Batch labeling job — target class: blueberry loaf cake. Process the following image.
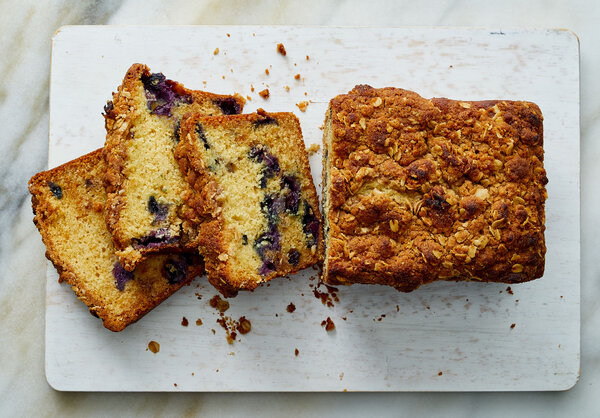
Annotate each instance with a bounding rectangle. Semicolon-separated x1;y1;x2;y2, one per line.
176;110;323;297
322;85;547;291
103;64;244;271
29;150;204;331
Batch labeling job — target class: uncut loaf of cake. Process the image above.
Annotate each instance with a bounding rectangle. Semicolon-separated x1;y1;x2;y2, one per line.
103;63;244;271
29;149;204;332
322;85;547;291
176;110;323;297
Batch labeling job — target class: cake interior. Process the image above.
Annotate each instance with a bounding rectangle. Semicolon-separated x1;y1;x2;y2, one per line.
30;150;200;331
114;72;236;255
190;115;320;286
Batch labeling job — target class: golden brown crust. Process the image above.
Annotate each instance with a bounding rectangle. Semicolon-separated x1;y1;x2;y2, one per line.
176;111;324;297
102;63;244;271
323;85;547;291
29;149;203;331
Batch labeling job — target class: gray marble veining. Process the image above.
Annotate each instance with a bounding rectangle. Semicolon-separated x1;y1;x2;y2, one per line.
1;0;598;416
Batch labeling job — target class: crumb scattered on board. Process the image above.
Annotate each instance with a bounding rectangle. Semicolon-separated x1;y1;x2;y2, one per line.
277;43;287;56
285;86;290;92
296;101;309;112
147;341;160;353
259;89;270;99
181;317;189;326
510;323;516;329
506;286;514;295
294;74;301;80
217;315;252;344
265;68;270;75
209;295;230;312
313;281;339;307
438;371;443;376
213;48;219;55
295;348;299;356
196;318;203;326
321;317;335;332
286;303;296;313
306;144;320;156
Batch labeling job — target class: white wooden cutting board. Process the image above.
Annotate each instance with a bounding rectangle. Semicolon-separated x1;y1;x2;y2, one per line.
46;26;580;391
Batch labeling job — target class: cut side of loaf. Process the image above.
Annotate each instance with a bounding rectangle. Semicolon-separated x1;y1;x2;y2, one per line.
176;110;323;297
323;85;547;291
103;63;244;271
29;149;204;332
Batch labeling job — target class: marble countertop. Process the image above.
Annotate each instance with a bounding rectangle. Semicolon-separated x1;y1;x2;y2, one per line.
1;0;597;416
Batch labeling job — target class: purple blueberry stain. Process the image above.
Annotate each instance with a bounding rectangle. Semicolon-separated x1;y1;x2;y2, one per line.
195;122;210;150
258;258;277;276
261;194;285;223
47;181;62;199
141;72;192;117
249;146;280;188
163;257;189;284
148;196;169;225
302;201;320;248
113;261;134;291
288;249;301;266
172;120;181;143
133;228;179;249
281;175;300;214
253;223;281;259
213;97;242;115
253;115;279;128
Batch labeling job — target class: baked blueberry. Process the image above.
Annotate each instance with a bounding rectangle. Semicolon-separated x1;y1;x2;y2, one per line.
163;257;189;284
47;181;62;199
113;261;134;291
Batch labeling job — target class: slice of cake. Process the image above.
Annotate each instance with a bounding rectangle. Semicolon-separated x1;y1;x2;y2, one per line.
322;85;547;291
176;110;323;297
103;63;244;271
29;149;204;332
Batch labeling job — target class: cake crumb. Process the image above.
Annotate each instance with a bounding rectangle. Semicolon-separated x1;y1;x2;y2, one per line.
265;68;270;75
286;303;296;313
506;286;514;295
213;48;219;55
196;318;203;326
181;317;189;326
295;348;299;356
250;84;255;92
246;96;252;101
339;372;344;380
321;317;335;332
306;144;320;156
209;294;230;312
195;292;202;300
294;73;301;80
222;75;225;79
306;55;310;60
438;371;443;376
313;281;339;307
285;86;290;92
259;89;270;99
147;341;160;353
211;329;216;334
226;33;230;37
277;43;287;56
174;383;178;387
510;323;516;329
296;101;309;112
237;316;252;334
